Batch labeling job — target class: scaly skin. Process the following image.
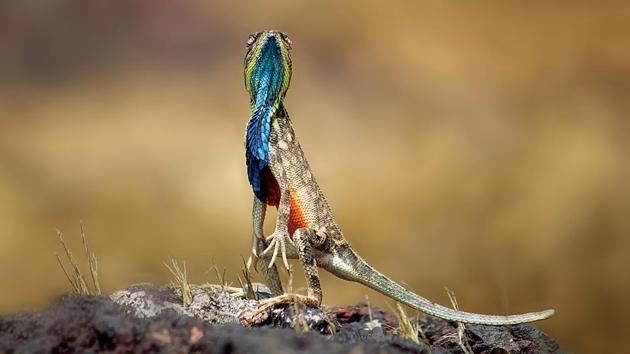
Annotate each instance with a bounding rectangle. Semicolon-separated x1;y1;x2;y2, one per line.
241;30;555;325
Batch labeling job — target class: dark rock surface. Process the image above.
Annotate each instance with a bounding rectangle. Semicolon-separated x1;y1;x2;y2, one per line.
0;284;564;353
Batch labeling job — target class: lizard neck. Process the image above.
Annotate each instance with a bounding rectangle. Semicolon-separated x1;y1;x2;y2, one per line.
245;94;285;201
245;33;291;201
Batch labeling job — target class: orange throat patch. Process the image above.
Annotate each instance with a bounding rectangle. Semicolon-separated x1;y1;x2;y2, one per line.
288;192;309;236
261;169;309;236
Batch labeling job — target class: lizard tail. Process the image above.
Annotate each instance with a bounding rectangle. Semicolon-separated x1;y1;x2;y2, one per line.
325;246;554;325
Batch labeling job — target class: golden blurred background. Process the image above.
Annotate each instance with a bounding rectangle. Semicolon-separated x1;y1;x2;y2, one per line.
1;1;629;352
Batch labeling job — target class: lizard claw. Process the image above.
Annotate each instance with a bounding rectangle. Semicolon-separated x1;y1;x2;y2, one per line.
262;230;292;270
246;252;256;272
246;231;265;272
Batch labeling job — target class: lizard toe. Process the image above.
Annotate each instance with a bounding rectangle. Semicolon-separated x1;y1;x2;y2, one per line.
268;241;280;269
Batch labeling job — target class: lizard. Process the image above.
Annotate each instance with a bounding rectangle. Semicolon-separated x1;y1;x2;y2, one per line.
240;29;555;325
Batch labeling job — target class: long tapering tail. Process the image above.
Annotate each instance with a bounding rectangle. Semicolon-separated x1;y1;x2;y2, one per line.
322;246;554;325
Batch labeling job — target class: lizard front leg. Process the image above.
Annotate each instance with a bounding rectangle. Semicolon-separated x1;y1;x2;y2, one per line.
240;228;325;325
261;157;294;270
247;196;284;296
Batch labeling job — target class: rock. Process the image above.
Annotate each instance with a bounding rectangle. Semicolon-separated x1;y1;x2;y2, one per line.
0;283;565;353
110;283;260;324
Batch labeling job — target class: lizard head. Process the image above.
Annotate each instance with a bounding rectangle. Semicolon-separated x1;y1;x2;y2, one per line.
244;30;292;105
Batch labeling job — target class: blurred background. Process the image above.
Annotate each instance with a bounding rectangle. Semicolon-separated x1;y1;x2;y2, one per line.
1;1;629;352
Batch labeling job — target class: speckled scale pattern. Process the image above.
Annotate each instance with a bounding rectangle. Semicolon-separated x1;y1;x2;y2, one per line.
268;105;342;241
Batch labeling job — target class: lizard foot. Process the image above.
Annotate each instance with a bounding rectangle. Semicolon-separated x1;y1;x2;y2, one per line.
240;293;319;326
262;229;294;270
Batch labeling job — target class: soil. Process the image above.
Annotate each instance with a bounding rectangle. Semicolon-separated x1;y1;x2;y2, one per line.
0;284;564;353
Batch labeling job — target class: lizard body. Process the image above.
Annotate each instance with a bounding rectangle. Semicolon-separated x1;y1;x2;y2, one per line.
242;30;554;325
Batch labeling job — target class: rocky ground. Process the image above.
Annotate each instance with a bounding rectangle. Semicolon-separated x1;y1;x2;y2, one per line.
0;283;564;353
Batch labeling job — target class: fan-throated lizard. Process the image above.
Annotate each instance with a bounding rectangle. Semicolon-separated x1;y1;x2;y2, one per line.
241;29;554;325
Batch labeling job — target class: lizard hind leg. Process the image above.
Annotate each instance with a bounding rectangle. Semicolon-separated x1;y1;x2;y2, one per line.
240;228;325;326
293;227;326;303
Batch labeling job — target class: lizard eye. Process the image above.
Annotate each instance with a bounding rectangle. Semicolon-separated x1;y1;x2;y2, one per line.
246;32;261;47
280;32;292;49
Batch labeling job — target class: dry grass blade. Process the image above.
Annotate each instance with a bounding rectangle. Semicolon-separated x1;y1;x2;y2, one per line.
165;258;193;307
445;287;473;354
236;275;245;294
80;221;101;295
57;229;89;294
365;295;373;322
322;312;338;335
286;264;294;293
56;226;101;296
290;302;310;332
240;256;256;300
392;303;421;345
55;253;80;293
208;264;229;291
